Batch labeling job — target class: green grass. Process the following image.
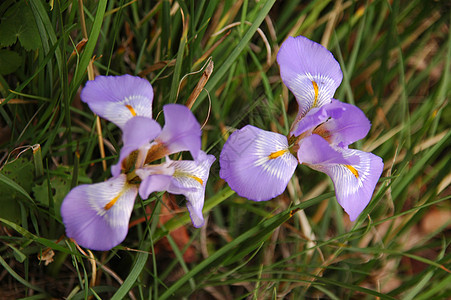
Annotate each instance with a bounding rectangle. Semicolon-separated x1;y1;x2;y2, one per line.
0;0;450;299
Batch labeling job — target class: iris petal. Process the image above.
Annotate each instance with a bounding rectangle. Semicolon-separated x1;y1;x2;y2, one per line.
138;152;215;228
137;164;175;198
60;175;138;251
291;100;346;137
277;36;343;118
297;134;358;165
81;75;153;129
156;104;202;160
168;152;216;227
313;100;371;148
111;117;161;176
291;100;371;149
299;135;383;221
219;125;297;201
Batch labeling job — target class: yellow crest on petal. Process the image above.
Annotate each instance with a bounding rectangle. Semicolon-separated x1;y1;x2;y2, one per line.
312;81;319;108
345;165;359;178
188;175;204;185
125;104;137;116
268;149;288;160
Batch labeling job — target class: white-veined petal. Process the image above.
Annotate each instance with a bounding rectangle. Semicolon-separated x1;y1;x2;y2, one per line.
168;152;216;227
219;125;298;201
61;175;138;251
277;36;343;118
300;138;383;221
81;75;153;129
137;152;215;227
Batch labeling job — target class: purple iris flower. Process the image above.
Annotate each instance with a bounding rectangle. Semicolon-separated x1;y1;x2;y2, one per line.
219;36;383;221
61;75;214;250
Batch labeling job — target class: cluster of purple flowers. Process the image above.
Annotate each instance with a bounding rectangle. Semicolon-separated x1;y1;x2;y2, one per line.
61;75;215;251
220;36;384;221
61;36;383;251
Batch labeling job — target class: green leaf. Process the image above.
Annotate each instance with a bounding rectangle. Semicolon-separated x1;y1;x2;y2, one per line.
70;0;108;90
0;218;75;255
32;176;70;215
0;2;41;50
0;192;21;224
6;243;27;263
0;157;35;223
0;11;17;47
0;49;22;75
110;245;150;300
0;157;34;192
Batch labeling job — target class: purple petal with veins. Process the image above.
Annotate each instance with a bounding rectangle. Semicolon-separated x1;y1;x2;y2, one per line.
168;152;215;227
290;100;346;137
219;125;297;201
277;36;343;118
298;134;383;221
313;100;371;148
137;164;176;198
81;75;154;129
138;151;215;227
156;104;201;159
291;99;371;149
297;134;358;166
60;175;137;251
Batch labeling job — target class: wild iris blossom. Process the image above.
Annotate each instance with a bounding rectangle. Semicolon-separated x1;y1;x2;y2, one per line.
220;36;383;221
61;75;215;251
